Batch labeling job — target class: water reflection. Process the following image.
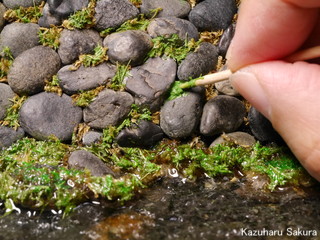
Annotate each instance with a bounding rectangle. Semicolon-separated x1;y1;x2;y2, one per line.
0;177;319;240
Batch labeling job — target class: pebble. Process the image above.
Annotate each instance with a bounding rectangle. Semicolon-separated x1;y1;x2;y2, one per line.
188;0;237;31
3;0;43;9
218;23;236;57
83;89;134;129
8;46;61;96
0;126;25;149
68;150;115;177
94;0;139;31
0;4;7;31
0;83;15;120
58;63;116;95
125;57;177;111
103;30;153;66
160;92;203;138
47;0;89;19
116;120;164;148
19;92;83;141
215;79;239;96
147;17;199;41
82;131;103;146
200;95;246;136
248;107;282;143
177;42;219;81
141;0;191;18
39;0;89;27
0;22;40;58
58;29;102;65
210;131;256;148
39;3;62;28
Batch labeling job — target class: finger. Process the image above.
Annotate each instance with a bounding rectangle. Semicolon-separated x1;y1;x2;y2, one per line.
227;0;319;71
230;61;320;180
284;0;320;8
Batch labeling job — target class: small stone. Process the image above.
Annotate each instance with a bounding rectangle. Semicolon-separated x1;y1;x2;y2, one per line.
83;89;134;129
58;29;102;65
147;17;199;41
210;132;256;148
47;0;89;18
68;150;115;177
160;92;203;138
3;0;43;9
125;57;176;111
0;83;15;120
38;3;62;28
188;0;237;31
218;23;235;57
177;42;219;81
103;30;153;66
0;22;40;58
94;0;139;31
248;107;282;143
0;126;25;149
19;92;83;141
0;4;7;31
200;95;246;136
215;79;239;96
8;46;61;96
141;0;191;18
58;63;116;95
116;120;164;148
82;131;103;146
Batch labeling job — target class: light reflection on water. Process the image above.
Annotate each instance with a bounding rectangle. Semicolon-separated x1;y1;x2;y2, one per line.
0;177;319;240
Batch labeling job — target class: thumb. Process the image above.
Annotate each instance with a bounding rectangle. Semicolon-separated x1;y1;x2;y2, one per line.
230;61;320;181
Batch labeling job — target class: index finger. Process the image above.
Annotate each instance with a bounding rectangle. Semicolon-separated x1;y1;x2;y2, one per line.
227;0;319;71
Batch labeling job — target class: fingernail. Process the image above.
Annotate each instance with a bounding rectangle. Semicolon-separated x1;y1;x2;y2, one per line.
230;70;271;119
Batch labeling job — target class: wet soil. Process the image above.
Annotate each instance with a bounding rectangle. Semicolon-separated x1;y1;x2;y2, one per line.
0;177;320;240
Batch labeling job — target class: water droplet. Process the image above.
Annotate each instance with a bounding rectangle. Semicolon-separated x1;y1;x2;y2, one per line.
168;168;179;178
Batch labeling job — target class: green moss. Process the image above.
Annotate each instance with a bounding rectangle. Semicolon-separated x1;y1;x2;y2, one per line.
3;2;44;23
129;0;142;8
99;9;161;37
0;134;314;215
108;63;131;91
0;95;27;130
38;26;63;50
0;47;14;82
62;0;96;29
72;45;108;69
44;75;63;96
147;34;201;63
71;85;105;107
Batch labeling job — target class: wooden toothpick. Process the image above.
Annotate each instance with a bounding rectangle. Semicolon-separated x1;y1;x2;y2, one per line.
180;45;320;89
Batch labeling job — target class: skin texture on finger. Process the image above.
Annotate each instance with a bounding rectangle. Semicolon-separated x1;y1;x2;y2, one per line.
284;0;320;8
231;61;320;181
227;0;319;71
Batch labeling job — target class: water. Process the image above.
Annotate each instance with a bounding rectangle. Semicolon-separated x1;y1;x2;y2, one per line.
0;177;320;240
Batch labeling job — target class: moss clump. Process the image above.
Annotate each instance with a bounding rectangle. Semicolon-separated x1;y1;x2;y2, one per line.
38;26;63;50
73;45;108;69
44;75;63;96
129;0;142;8
71;85;106;107
4;2;44;23
0;138;145;215
99;9;161;37
0;47;14;82
108;63;131;91
147;34;201;63
62;0;96;30
0;95;27;130
0;132;314;215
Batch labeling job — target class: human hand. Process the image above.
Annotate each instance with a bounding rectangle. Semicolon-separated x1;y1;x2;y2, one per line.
227;0;320;180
